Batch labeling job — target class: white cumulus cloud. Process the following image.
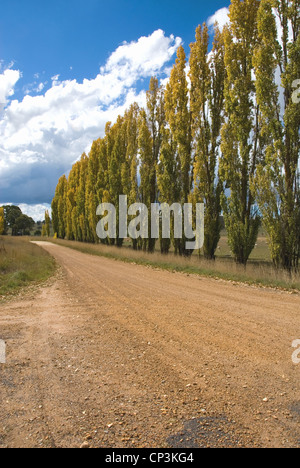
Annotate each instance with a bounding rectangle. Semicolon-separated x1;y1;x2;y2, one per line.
105;29;182;78
0;30;182;207
0;202;51;222
207;7;230;30
0;69;21;108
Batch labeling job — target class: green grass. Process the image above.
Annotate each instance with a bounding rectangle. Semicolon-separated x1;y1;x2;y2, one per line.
215;232;272;262
0;236;56;298
120;228;272;262
51;238;300;292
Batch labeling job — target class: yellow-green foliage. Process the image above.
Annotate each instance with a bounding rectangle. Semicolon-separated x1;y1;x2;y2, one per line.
51;0;299;270
252;0;300;271
0;237;56;297
45;210;50;237
0;207;4;235
219;0;261;266
189;23;225;260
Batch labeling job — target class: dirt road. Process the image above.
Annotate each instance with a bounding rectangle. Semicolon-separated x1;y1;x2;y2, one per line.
0;242;299;448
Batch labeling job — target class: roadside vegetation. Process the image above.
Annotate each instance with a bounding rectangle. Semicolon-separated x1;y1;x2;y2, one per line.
51;237;300;292
0;237;56;298
51;0;299;274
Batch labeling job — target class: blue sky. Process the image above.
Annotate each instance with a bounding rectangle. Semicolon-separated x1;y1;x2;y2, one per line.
0;0;229;220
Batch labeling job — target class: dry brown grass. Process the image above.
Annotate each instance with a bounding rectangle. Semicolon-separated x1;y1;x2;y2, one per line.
51;238;300;292
0;236;56;297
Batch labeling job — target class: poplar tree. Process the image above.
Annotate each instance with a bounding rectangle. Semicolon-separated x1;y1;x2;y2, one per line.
157;127;181;254
138;78;165;252
97;135;110;209
107;116;127;246
45;210;50;237
66;161;81;240
94;126;112;245
122;104;139;204
0;207;5;235
52;175;68;239
76;154;88;242
122;103;140;249
164;45;193;256
253;0;300;271
220;0;261;265
146;77;165;167
189;23;225;259
85;140;101;243
138;108;153;251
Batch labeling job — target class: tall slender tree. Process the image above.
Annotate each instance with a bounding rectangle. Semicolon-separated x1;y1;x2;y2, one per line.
253;0;300;271
157;127;181;254
107;116;127;246
45;210;50;237
220;0;261;265
85;140;101;243
189;23;225;259
76;154;89;242
138;77;165;252
139;108;154;251
0;207;5;235
164;45;193;256
66;160;81;240
96;134;110;215
146;77;165;167
52;175;68;239
122;103;140;249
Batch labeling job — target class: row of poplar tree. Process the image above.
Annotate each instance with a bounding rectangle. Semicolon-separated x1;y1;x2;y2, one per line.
52;0;300;271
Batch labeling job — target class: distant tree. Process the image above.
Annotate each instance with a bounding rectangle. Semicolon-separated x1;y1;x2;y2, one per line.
45;210;50;237
52;175;68;239
0;207;5;235
3;205;22;235
41;225;47;237
14;214;35;236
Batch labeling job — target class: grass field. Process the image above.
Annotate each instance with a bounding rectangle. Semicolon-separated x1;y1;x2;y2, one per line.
1;234;298;297
51;237;300;292
0;236;56;298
